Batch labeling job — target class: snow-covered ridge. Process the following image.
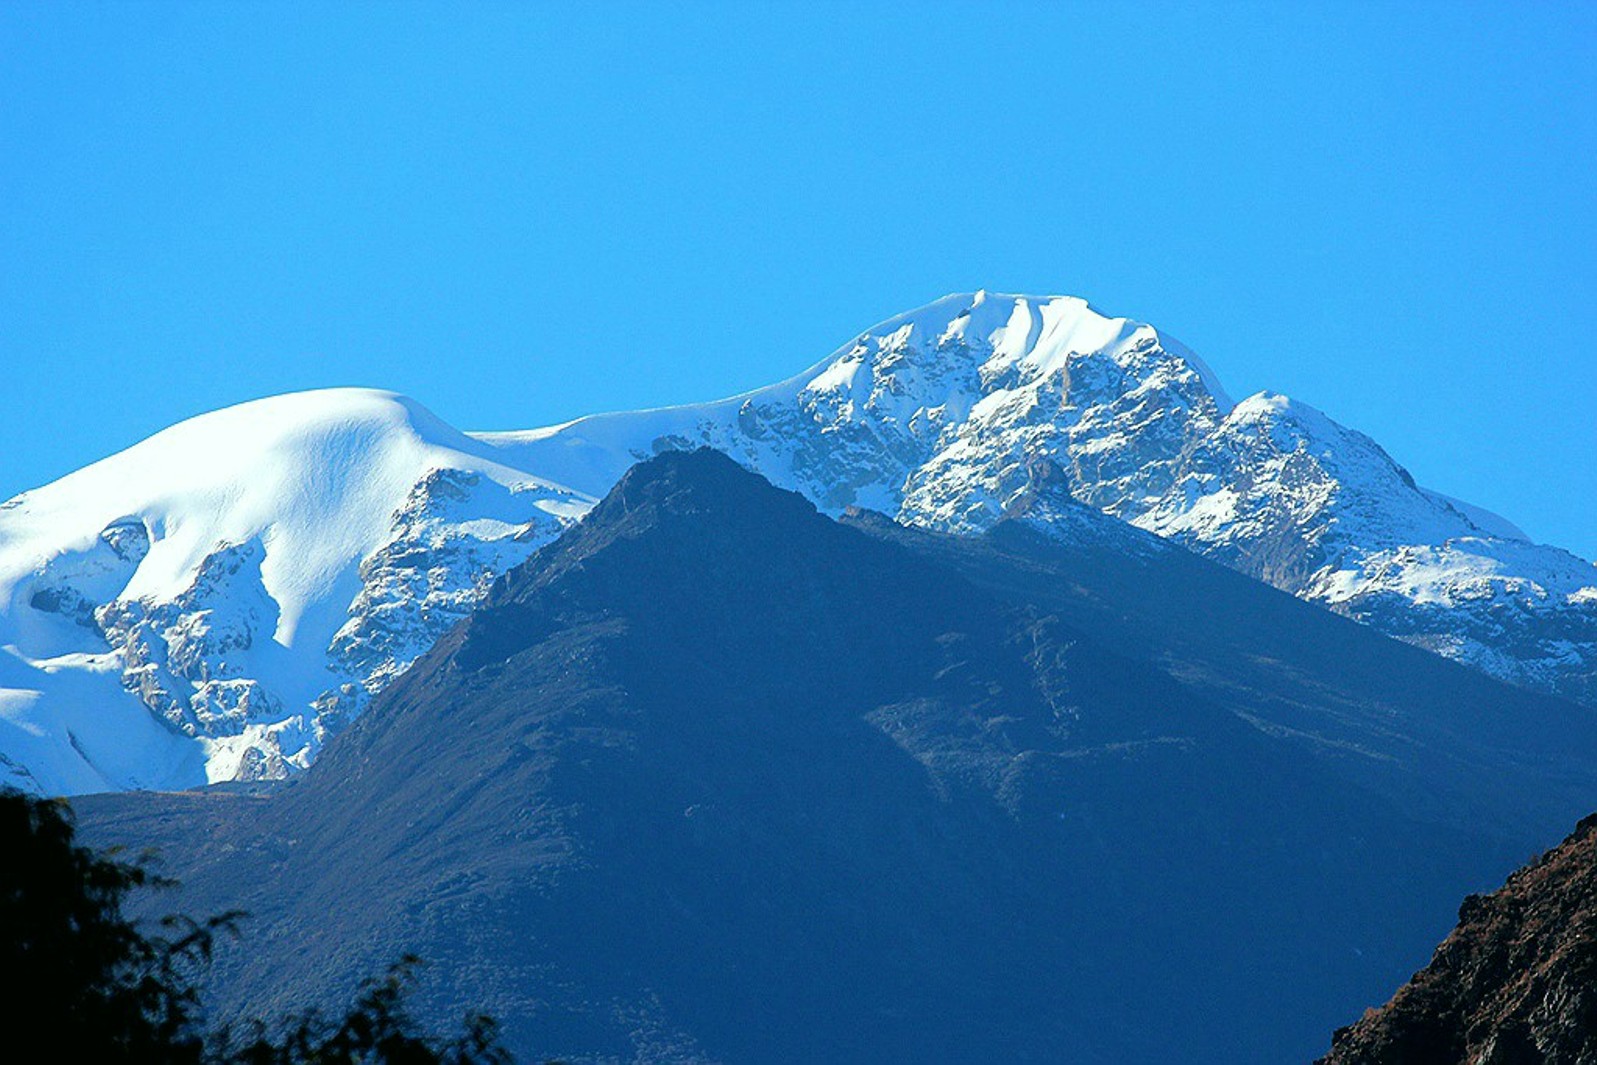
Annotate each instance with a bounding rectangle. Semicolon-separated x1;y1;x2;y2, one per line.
0;390;592;795
475;290;1236;505
3;291;1593;795
472;289;1595;706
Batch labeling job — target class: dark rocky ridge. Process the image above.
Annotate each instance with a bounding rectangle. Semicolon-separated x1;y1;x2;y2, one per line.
1321;814;1597;1064
73;450;1597;1063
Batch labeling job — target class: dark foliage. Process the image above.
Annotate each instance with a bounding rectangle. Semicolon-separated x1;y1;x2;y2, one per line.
218;956;511;1065
1;786;222;1062
0;787;513;1064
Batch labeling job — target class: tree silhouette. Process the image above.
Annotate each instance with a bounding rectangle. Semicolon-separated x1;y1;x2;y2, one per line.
218;956;510;1065
0;788;515;1064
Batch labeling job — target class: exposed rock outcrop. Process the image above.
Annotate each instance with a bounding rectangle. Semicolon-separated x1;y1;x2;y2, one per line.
1322;815;1597;1064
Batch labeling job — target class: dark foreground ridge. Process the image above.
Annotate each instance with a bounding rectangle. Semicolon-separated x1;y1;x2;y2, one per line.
74;449;1597;1064
1322;813;1597;1064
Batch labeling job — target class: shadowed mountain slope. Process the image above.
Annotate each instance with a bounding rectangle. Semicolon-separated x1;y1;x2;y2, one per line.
843;487;1597;837
75;450;1597;1064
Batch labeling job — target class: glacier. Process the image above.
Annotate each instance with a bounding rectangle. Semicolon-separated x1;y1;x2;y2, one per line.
3;290;1593;794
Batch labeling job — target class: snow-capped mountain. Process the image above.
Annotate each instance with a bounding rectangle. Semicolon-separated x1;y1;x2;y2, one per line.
3;291;1593;794
480;291;1597;707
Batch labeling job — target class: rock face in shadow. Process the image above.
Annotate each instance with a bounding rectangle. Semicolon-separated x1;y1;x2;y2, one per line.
1321;814;1597;1065
74;450;1597;1064
847;490;1597;840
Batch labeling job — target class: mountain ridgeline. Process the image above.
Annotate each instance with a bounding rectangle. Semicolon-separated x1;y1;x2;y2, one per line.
4;292;1595;794
76;450;1597;1064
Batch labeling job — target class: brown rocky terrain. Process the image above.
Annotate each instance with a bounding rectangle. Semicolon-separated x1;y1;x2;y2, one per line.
1322;814;1597;1064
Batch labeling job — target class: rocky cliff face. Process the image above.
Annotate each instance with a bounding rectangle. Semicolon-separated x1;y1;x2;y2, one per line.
313;466;576;725
1321;814;1597;1064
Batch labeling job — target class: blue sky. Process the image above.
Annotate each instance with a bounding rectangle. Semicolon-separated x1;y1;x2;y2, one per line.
3;2;1594;557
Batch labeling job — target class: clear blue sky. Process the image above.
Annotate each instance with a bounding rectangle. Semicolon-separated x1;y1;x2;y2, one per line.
3;2;1594;557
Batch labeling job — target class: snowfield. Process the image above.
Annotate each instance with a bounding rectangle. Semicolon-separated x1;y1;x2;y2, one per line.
0;390;592;793
4;291;1593;794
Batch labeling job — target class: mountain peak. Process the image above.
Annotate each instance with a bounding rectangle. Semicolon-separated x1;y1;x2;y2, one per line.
901;290;1234;410
608;444;778;497
0;386;584;629
486;448;823;614
585;447;816;531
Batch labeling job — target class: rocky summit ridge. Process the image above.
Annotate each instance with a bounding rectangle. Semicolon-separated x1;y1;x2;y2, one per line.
3;291;1593;793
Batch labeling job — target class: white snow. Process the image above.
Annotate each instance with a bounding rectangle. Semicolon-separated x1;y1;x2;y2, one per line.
1421;488;1532;542
0;389;593;795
